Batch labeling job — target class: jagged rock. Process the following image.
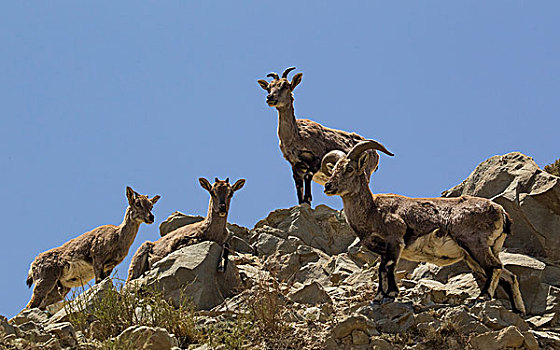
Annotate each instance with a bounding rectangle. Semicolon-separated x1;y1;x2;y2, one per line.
469;325;528;350
442;152;560;263
253;204;357;255
530;331;560;348
116;326;178;350
408;274;479;306
347;238;378;267
332;314;376;339
439;306;491;334
0;315;16;336
159;212;204;237
44;322;77;348
130;241;241;310
324;254;362;284
369;338;393;350
10;307;49;326
359;302;414;333
14;321;53;343
352;329;369;345
471;300;529;331
49;277;113;324
287;282;332;305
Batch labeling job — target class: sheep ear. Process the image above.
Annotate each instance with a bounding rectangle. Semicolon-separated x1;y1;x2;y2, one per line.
291;73;303;90
326;163;335;175
232;179;246;192
126;186;137;205
150;195;161;205
358;153;369;172
257;80;269;91
199;178;212;192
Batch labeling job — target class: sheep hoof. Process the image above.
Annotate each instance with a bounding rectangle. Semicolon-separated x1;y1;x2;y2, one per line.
381;296;395;304
217;266;225;273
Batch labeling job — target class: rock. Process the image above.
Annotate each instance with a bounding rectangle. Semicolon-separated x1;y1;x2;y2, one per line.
287;282;332;305
10;308;49;326
324;254;362;284
332;315;375;339
470;325;525;350
253;204;357;255
0;315;15;335
352;329;369;345
130;241;241;310
116;326;178;350
530;330;560;349
442;152;560;263
159;212;204;236
439;306;491;334
347;238;378;267
14;321;53;343
359;302;414;333
369;338;393;350
49;277;113;324
471;300;529;331
44;322;77;348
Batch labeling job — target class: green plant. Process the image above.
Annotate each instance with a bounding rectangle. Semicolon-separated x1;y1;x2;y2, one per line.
64;278;199;348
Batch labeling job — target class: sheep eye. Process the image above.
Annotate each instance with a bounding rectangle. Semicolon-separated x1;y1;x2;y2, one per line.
135;202;142;208
346;166;354;173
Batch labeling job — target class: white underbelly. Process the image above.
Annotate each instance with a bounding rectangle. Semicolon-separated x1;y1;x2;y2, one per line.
61;260;95;288
401;229;465;266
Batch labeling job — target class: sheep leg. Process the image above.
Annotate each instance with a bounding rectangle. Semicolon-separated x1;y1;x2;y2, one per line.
27;278;58;309
217;243;230;272
93;259;110;283
303;173;313;204
381;241;402;300
460;242;503;299
127;241;154;282
42;282;71;307
292;166;305;204
499;268;526;314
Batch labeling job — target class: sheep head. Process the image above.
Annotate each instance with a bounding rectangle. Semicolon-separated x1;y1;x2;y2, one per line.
257;67;303;108
322;140;394;197
199;177;246;217
126;186;160;224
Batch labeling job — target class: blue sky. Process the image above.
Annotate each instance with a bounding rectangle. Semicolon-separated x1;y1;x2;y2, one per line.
1;2;558;318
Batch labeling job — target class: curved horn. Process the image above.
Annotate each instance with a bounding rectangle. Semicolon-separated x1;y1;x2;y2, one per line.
321;150;346;177
266;72;279;80
282;67;296;79
347;140;394;161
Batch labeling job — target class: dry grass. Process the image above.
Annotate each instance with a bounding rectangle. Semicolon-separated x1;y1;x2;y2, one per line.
544;159;560;177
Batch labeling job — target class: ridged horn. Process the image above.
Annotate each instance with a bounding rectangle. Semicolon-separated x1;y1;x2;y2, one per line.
347;140;394;161
266;72;279;80
282;67;296;79
321;150;346;177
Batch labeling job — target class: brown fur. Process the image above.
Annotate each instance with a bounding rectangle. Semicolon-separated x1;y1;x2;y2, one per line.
26;187;160;309
258;67;380;204
127;178;245;282
322;142;526;314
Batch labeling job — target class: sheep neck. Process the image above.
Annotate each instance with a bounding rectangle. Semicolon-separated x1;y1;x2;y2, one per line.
118;207;142;250
340;178;379;241
276;101;300;144
200;197;228;240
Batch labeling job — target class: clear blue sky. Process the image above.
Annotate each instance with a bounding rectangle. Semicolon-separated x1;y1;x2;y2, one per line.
1;2;558;318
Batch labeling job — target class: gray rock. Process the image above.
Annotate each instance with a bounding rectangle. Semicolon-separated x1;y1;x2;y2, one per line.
471;300;529;331
130;241;241;310
287;282;332;305
359;302;414;333
439;306;491;334
253;204;357;255
0;315;15;336
116;325;178;350
44;322;77;348
332;314;374;339
469;325;526;350
442;152;560;263
10;308;49;326
49;277;113;324
530;330;560;349
352;329;369;345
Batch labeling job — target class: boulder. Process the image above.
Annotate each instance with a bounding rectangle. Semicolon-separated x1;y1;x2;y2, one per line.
442;152;560;263
10;308;49;326
49;277;113;324
469;325;529;350
130;241;241;310
252;204;357;255
287;282;332;305
0;315;15;336
44;322;77;348
471;300;529;331
332;314;375;339
116;326;178;350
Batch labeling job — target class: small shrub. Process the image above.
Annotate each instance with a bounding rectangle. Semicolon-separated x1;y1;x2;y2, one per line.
65;278;199;348
544;159;560;177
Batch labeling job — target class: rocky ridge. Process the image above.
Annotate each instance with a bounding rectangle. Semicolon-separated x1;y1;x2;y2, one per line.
2;152;560;349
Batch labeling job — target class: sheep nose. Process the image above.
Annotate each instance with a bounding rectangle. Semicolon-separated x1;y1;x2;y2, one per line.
324;182;333;191
219;204;227;212
148;214;154;222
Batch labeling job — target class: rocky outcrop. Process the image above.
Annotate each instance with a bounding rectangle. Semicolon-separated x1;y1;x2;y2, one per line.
130;241;241;310
442;152;560;263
